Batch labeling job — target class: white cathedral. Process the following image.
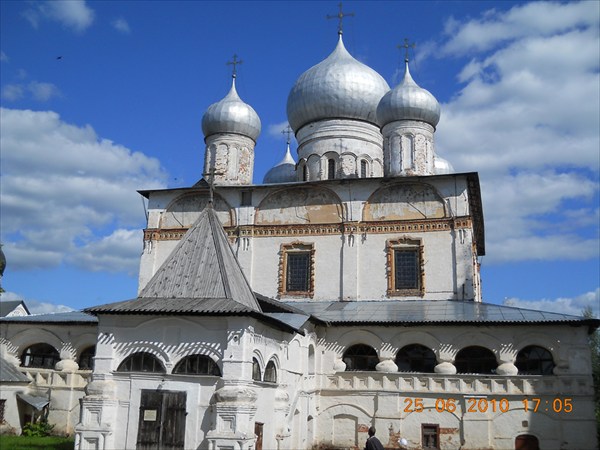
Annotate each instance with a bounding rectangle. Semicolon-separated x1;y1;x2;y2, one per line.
1;20;599;450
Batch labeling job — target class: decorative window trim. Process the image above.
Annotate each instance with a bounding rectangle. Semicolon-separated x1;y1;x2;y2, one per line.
278;242;315;298
386;237;424;297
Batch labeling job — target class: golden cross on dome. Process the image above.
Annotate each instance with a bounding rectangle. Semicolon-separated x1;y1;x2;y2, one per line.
326;2;354;36
398;38;416;63
281;125;293;145
226;54;243;78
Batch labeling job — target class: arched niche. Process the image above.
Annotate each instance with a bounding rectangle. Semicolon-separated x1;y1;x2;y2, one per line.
363;182;446;221
160;192;234;228
255;187;343;225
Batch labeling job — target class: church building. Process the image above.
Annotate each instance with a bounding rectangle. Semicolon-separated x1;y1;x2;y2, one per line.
1;13;598;450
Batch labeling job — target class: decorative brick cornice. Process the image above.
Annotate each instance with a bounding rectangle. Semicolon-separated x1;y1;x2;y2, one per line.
143;217;472;241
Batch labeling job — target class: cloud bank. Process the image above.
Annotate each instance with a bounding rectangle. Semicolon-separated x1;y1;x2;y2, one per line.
0;108;167;275
435;1;599;264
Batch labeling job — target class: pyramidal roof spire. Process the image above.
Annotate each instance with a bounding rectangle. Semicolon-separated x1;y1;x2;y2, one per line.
138;206;260;312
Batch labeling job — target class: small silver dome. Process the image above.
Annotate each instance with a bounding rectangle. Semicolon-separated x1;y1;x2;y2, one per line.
287;35;390;132
263;143;297;184
434;155;455;174
377;62;440;128
202;78;261;142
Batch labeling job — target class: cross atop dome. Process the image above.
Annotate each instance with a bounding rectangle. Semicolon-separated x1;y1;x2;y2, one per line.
326;2;354;36
226;54;243;78
398;38;416;64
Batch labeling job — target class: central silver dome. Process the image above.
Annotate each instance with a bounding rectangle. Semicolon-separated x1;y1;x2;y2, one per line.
287;36;390;132
202;78;261;142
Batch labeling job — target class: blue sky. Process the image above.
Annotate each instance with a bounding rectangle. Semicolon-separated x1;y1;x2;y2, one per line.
1;1;598;316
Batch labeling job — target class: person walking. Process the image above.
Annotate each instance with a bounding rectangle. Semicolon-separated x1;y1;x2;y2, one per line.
364;426;385;450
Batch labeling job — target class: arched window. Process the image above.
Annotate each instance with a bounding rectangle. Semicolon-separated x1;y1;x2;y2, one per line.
264;360;277;383
343;344;378;371
308;345;315;375
396;344;436;373
516;346;555;375
78;346;96;370
302;164;308;181
455;346;496;374
360;160;368;178
327;159;335;180
252;357;262;381
173;355;221;376
21;343;60;369
116;352;165;373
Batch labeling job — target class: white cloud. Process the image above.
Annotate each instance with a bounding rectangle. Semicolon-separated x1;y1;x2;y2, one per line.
503;288;600;317
435;1;599;264
23;0;95;33
0;291;73;315
111;17;131;34
0;51;8;62
267;121;293;139
1;84;24;101
1;81;61;102
67;229;142;275
28;81;61;101
0;108;167;272
441;2;599;55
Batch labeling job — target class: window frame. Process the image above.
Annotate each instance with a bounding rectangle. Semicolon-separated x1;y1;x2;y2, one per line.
78;346;96;371
386;238;424;297
515;345;555;375
264;360;277;383
342;344;379;372
278;243;315;298
396;344;437;373
455;346;497;374
21;343;60;369
422;423;440;450
252;357;262;382
116;352;165;374
173;354;221;376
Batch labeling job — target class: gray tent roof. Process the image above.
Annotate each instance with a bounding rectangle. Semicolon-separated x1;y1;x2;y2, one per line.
138;205;260;312
0;356;30;383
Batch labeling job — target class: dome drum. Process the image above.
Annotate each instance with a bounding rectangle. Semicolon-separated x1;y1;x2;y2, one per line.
383;123;436;177
204;134;255;186
296;119;383;180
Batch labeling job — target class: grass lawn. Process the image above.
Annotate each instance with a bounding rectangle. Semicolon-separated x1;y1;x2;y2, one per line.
0;435;75;450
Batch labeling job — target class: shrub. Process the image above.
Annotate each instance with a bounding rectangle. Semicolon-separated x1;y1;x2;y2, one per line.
21;421;54;437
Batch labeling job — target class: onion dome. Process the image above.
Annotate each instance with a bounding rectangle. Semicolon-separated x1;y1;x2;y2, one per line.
287;35;390;132
377;61;440;128
263;142;297;183
434;155;455;174
202;77;261;142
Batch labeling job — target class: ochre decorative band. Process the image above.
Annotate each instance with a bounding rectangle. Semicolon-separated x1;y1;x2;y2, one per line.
143;217;472;241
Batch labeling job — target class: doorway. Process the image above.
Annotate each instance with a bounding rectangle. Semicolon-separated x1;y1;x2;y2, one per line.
515;434;540;450
254;422;264;450
137;390;187;450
